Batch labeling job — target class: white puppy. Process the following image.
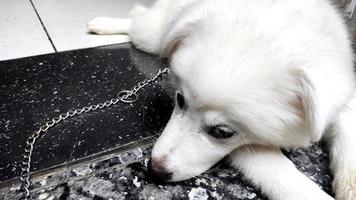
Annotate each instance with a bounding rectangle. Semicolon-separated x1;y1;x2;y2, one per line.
88;0;356;199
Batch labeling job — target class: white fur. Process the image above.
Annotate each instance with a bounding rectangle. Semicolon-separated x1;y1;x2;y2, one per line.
87;17;131;35
88;0;355;199
230;145;334;200
327;93;356;200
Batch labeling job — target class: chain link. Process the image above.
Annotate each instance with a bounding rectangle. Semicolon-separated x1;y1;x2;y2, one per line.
19;68;169;200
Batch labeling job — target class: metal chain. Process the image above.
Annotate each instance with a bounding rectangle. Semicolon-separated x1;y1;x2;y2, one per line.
19;68;170;200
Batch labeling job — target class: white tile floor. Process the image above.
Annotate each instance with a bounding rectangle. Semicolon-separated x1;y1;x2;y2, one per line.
0;0;153;61
0;0;55;61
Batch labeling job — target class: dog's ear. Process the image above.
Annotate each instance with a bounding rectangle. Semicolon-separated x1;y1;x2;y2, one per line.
159;12;204;58
160;28;188;58
159;21;193;58
295;67;326;141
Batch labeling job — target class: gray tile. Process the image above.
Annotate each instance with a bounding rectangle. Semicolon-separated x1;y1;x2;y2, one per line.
0;0;55;61
33;0;154;52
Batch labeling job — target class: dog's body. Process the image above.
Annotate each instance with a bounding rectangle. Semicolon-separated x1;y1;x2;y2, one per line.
88;0;356;199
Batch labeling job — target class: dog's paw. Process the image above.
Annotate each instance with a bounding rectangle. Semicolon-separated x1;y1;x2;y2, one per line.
334;173;356;200
87;17;114;35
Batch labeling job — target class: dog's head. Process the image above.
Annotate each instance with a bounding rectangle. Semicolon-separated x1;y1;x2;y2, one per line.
148;18;329;182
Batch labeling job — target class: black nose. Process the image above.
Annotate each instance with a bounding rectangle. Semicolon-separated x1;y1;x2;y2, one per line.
146;158;172;182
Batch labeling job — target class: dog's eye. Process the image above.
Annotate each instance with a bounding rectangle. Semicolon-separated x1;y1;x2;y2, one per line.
176;92;185;109
207;125;235;139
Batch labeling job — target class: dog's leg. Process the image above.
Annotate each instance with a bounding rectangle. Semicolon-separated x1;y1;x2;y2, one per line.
327;93;356;200
87;17;131;35
229;145;333;200
128;1;170;54
88;1;170;54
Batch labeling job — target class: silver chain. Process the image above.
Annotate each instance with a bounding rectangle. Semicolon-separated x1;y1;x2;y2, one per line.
19;68;170;200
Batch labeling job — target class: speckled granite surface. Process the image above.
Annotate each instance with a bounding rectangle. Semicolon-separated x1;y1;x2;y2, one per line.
0;43;173;182
0;142;332;200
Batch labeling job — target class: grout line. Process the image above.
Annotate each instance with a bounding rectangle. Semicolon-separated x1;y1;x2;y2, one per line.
29;0;58;52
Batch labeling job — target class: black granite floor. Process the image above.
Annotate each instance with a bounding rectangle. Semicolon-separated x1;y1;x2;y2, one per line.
1;142;332;200
0;43;335;200
0;43;174;182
